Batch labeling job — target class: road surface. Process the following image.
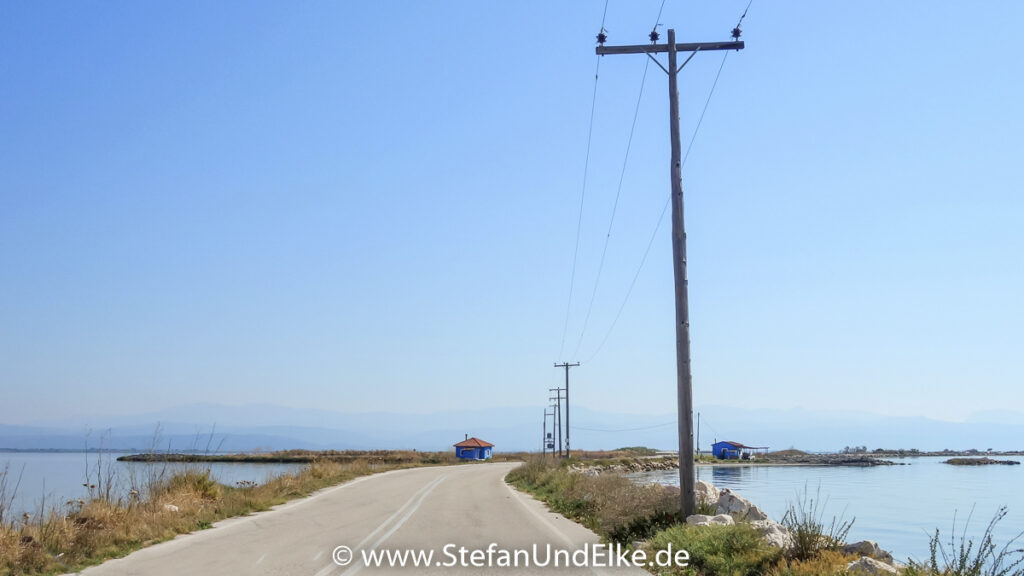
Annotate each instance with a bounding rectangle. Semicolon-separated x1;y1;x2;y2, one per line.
68;462;652;575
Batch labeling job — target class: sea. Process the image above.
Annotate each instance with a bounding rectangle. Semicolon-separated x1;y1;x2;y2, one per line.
630;456;1024;563
0;451;304;520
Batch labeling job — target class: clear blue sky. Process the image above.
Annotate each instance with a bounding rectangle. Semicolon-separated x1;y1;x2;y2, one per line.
2;1;1022;425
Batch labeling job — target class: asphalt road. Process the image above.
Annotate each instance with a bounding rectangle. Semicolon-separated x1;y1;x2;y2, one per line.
68;462;652;575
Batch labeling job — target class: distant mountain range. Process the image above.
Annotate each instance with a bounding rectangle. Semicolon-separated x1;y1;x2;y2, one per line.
2;403;1022;453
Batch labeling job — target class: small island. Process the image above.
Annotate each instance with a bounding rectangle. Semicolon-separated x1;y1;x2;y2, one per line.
944;457;1021;466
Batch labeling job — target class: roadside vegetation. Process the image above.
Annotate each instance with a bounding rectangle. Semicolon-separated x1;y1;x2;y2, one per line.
506;456;682;544
0;450;467;576
508;456;887;576
511;455;1024;576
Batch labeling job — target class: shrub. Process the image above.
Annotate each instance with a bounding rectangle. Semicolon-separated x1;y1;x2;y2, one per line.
769;549;856;576
649;523;782;576
781;483;854;561
904;506;1024;576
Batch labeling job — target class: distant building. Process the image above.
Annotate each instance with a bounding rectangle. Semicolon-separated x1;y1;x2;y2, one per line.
711;440;767;460
454;436;494;460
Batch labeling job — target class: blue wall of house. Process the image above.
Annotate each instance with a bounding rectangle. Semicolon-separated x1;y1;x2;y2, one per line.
712;441;741;460
456;446;492;460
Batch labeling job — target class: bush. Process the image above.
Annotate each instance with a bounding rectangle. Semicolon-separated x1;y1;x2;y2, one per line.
904;506;1024;576
769;549;856;576
649;523;782;576
781;483;853;561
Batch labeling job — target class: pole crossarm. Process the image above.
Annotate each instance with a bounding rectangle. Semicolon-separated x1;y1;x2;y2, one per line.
596;40;743;56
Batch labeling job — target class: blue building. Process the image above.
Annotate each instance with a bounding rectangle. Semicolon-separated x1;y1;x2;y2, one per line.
711;440;767;460
454;436;494;460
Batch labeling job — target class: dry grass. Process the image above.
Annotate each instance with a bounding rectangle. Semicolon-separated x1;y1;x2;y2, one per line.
507;456;681;544
768;549;859;576
0;457;435;575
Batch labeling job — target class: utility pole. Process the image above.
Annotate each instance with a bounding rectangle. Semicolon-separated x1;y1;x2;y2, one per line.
544;407;554;457
596;29;744;518
543;410;547;456
696;411;701;457
549;388;564;457
553;362;579;458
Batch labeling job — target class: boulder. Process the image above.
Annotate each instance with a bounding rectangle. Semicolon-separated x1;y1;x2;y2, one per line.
846;556;898;575
717;488;768;522
686;514;711;527
709;514;735;526
751;520;793;549
695;480;719;505
843;541;894;565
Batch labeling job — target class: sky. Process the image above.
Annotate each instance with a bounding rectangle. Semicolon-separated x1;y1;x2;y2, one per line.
1;1;1022;426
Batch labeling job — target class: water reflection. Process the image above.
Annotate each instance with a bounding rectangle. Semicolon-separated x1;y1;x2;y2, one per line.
708;464;747;487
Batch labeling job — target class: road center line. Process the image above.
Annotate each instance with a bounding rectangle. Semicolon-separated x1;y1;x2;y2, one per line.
311;472;447;576
339;474;447;576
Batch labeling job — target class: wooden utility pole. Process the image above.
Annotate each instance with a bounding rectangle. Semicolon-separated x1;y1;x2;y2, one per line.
549;388;564;457
596;30;744;518
542;410;547;456
696;411;701;457
553;362;579;458
544;407;554;457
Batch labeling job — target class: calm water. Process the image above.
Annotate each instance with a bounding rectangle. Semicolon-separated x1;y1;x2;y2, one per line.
631;457;1024;563
0;452;305;519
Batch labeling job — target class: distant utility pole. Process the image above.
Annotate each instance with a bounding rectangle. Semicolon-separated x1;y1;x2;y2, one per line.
696;411;701;456
553;363;579;458
542;410;547;456
549;388;564;457
544;406;556;457
596;29;744;518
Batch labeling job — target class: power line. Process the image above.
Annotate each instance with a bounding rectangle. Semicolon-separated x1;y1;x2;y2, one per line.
572;58;652;359
586;29;736;364
557;0;610;360
570;0;675;359
572;421;676;433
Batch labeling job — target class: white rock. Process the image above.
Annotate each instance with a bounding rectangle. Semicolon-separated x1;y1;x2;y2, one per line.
686;514;711;526
717;488;768;522
751;520;793;549
846;556;898;575
709;514;735;526
843;541;894;565
695;480;720;505
162;504;179;513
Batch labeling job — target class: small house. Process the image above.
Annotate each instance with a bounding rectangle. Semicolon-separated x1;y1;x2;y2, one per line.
454;436;494;460
711;440;767;460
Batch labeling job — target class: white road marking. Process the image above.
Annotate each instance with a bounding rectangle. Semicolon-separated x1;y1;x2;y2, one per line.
312;473;447;576
340;475;447;576
504;480;619;576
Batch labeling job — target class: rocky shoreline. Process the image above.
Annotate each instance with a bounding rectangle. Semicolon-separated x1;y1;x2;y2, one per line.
688;480;903;574
944;457;1021;466
572;453;897;475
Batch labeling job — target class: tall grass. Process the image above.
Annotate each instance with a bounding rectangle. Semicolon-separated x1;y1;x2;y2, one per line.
0;464;24;528
781;483;854;561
